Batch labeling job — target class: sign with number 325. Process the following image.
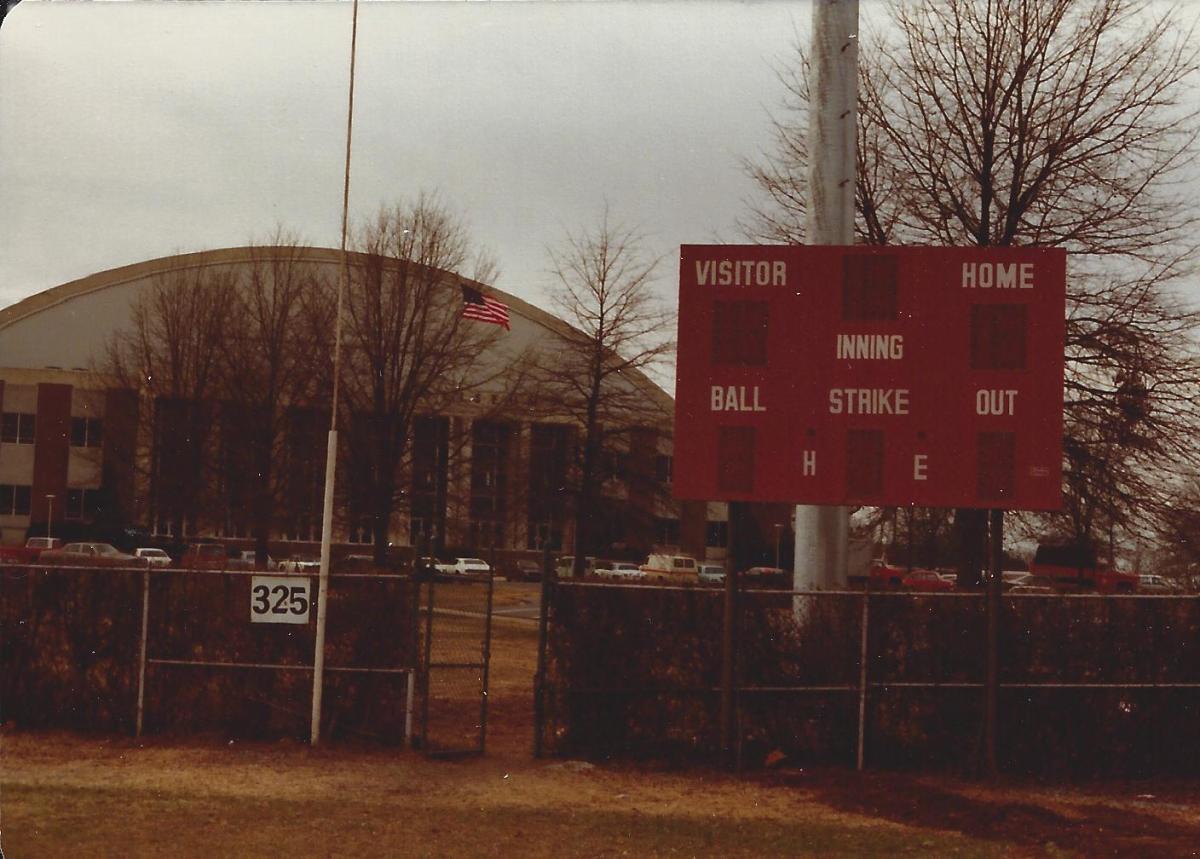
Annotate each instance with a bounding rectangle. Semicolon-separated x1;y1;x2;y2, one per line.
250;576;313;624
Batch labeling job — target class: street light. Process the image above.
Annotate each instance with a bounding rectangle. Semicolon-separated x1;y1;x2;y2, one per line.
45;494;55;541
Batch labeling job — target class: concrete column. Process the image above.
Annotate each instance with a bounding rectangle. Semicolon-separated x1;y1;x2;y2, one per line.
795;0;857;591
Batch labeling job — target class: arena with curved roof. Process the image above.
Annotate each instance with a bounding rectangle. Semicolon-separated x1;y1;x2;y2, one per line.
0;247;720;567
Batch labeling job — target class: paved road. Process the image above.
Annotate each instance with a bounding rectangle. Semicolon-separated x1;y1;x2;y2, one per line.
492;580;541;621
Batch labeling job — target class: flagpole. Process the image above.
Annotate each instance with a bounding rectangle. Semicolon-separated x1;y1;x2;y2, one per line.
311;0;359;748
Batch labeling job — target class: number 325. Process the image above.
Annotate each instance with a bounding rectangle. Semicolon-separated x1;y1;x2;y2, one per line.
252;584;309;616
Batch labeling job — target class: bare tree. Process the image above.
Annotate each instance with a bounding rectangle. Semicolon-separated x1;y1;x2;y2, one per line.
745;0;1200;578
217;234;324;562
536;207;675;575
104;256;237;539
1157;474;1200;584
325;194;515;564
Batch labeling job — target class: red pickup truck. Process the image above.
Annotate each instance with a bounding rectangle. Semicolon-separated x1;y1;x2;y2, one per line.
1029;543;1138;593
0;537;63;564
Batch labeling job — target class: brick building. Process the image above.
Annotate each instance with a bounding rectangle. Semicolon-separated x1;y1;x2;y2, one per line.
1;247;734;564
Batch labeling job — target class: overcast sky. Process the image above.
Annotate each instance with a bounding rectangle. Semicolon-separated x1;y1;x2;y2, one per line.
0;0;806;313
4;1;1197;320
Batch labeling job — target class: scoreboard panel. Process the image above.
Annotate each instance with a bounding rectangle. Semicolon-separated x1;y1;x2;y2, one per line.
673;245;1066;509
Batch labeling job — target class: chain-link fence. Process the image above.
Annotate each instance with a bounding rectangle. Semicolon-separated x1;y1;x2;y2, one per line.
2;563;418;743
417;571;494;756
537;579;1200;777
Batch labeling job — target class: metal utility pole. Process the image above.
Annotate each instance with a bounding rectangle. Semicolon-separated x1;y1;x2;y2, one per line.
794;0;857;591
311;0;359;747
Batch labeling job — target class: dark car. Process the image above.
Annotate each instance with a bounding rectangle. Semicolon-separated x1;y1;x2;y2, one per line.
39;541;136;567
510;559;542;581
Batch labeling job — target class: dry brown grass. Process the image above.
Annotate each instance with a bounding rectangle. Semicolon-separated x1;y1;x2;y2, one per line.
3;581;1197;858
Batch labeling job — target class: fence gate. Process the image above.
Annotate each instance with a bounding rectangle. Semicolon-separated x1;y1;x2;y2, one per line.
417;571;494;756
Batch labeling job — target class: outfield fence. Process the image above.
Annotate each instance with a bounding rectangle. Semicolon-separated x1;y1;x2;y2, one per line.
2;563;418;743
536;579;1200;777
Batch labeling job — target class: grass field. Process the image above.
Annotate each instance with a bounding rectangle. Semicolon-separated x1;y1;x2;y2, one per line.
3;581;1198;857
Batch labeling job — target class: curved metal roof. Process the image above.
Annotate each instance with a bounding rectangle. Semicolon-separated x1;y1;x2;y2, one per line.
0;246;674;414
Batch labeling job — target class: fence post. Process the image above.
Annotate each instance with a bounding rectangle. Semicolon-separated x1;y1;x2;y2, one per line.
404;670;415;744
720;499;739;767
533;543;553;758
479;556;495;755
984;508;1004;776
720;557;738;769
856;579;870;770
135;568;150;738
419;567;435;750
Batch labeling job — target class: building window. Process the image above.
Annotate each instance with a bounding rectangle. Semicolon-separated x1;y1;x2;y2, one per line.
1;412;36;445
410;516;438;546
656;517;680;547
527;520;562;552
655;454;673;484
70;416;103;448
528;424;568;551
64;488;102;520
0;484;32;516
470;421;510;549
705;521;728;548
598;449;626;483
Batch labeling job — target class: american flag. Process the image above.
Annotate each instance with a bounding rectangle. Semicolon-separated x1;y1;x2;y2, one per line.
461;284;510;330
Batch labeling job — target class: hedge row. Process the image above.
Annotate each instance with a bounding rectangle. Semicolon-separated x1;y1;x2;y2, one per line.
1;566;417;742
542;584;1200;777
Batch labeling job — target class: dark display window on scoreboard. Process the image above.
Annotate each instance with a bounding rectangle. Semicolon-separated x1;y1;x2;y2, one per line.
971;304;1027;370
711;300;769;366
842;254;898;321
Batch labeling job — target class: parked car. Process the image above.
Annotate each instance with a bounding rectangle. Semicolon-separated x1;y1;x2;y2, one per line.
697;563;725;584
1008;575;1056;595
134;547;173;567
594;560;646;581
237;550;279;570
1138;574;1180;594
180;542;253;571
1030;543;1137;593
742;566;786;577
39;542;136;566
869;560;907;588
609;562;646;580
25;536;63;555
509;558;542;581
901;568;955;592
278;555;321;573
0;536;63;564
555;556;597;578
437;557;491;576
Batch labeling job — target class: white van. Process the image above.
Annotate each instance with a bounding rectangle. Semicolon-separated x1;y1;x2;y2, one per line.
639;553;698;581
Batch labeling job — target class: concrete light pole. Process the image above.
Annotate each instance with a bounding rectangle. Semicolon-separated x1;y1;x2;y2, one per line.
794;0;857;592
45;494;55;540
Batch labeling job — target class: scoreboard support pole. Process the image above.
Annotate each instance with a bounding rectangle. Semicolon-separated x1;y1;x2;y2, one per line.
796;0;858;590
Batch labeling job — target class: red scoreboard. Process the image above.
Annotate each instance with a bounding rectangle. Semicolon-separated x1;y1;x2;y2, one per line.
673;245;1066;510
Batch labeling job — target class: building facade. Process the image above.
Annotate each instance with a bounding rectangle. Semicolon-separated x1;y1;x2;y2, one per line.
1;247;727;563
